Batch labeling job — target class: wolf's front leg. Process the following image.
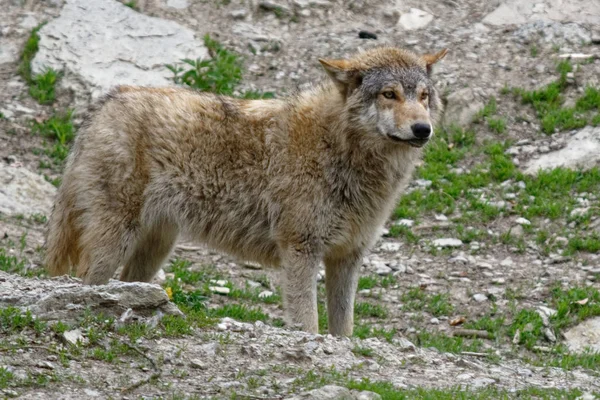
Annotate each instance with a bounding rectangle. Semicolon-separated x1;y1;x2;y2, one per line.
324;249;363;337
281;245;321;334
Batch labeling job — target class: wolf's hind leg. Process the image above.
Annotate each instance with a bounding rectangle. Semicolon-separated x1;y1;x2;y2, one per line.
78;213;140;285
119;221;179;282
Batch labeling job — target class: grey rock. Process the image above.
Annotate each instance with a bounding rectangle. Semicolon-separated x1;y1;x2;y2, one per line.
398;8;433;30
0;164;56;217
443;88;484;128
432;238;463;248
166;0;189;9
62;329;86;346
483;1;599;26
564;317;600;353
31;0;207;101
482;4;527;26
524;127;600;174
259;1;293;16
0;40;19;64
0;271;181;323
473;293;487;302
230;9;248;19
514;20;591;45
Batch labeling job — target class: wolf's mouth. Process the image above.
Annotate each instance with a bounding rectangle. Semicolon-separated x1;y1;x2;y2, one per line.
387;135;429;148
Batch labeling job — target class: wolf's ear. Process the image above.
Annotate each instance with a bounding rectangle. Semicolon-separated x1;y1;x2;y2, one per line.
319;58;361;95
422;48;448;75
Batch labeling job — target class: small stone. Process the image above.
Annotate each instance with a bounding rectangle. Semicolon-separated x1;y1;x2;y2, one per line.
544;328;557;342
414;179;432;188
83;389;101;397
398;8;433;30
394;219;414;227
430;317;440;325
432;238;463;248
258;290;274;298
166;0;188;8
358;30;377;40
62;329;86;346
259;1;292;16
379;242;401;252
209;286;230;295
434;214;448;221
473;293;487;302
375;265;393;276
500;258;513;267
36;361;55;370
229;9;248;19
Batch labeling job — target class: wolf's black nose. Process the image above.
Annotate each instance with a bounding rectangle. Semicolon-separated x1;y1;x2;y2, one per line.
411;123;431;139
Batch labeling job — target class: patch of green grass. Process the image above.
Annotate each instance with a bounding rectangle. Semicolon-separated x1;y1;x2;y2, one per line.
207;304;269;323
18;23;44;83
18;23;61;105
29;68;61;105
0;367;14;390
160;315;194;336
32;109;74;164
487;117;506;134
513;61;599;134
347;378;589;400
167;34;274;99
530;44;538;57
355;302;388;319
0;307;46;334
400;288;454;317
413;331;483;353
473;97;497;123
353;325;396;342
124;0;138;10
351;346;374;358
358;275;378;291
0;247;26;274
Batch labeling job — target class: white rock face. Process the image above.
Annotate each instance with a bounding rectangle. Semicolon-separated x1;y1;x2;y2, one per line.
564;317;600;353
524;126;600;174
0;164;56;217
482;0;600;26
398;8;433;31
31;0;207;100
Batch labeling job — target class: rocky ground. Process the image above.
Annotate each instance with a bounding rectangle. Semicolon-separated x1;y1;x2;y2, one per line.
1;0;600;399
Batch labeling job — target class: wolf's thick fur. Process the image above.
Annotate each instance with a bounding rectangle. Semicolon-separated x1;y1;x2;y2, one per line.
45;46;447;336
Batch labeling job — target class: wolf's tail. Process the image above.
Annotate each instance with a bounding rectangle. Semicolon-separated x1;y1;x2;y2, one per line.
44;176;81;277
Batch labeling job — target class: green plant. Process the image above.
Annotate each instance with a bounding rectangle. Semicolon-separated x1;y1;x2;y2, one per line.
32;110;74;163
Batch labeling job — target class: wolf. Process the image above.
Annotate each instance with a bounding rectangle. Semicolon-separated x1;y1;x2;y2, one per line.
44;46;447;336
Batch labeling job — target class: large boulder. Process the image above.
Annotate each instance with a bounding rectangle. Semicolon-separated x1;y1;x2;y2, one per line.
0;164;56;217
482;0;600;26
524;126;600;174
0;271;182;324
31;0;207;101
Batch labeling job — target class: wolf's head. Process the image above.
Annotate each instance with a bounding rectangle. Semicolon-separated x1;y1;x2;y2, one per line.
319;46;447;148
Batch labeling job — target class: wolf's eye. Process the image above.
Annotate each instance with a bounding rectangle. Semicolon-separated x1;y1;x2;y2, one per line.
382;91;396;99
421;92;429;101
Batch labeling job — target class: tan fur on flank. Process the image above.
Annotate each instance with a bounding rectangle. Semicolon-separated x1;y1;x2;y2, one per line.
44;46;447;336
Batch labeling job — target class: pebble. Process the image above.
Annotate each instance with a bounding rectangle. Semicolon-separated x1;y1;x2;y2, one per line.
430;317;440;325
432;238;463;248
358;30;377;40
394;219;414;227
258;290;274;298
473;293;487;302
209;286;230;295
379;242;401;252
